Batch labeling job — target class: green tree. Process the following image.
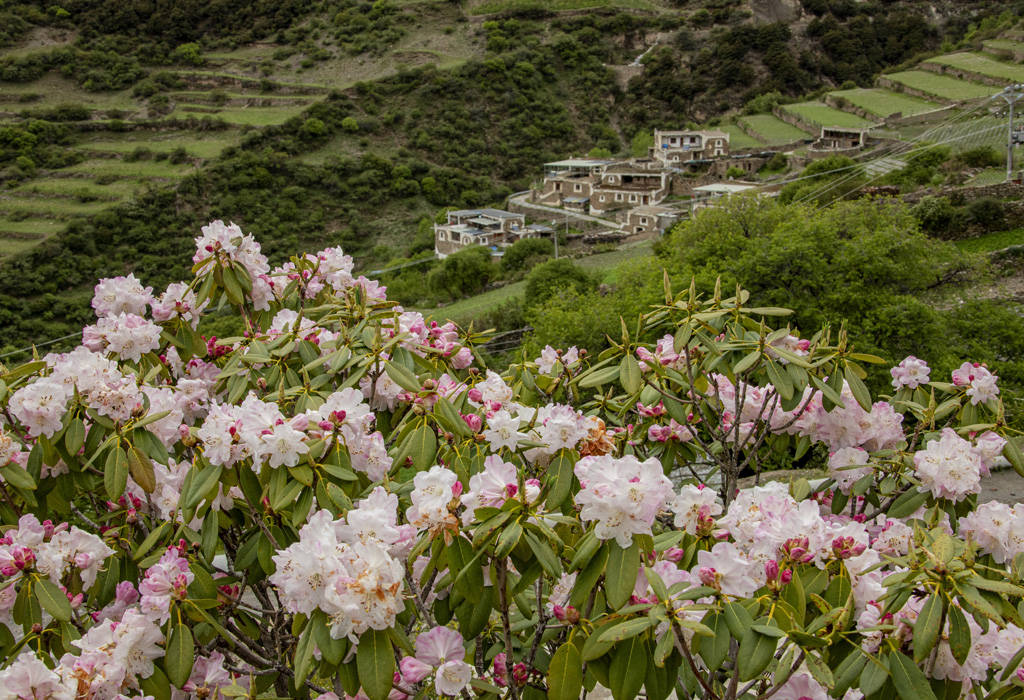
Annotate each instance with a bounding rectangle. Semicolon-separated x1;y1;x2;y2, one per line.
501;237;553;274
427;246;494;300
523;258;596;312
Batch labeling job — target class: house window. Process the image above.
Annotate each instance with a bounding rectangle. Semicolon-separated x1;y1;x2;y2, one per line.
555;183;562;191
574;184;582;192
615;193;623;202
629;194;638;203
599;195;606;202
640;217;648;225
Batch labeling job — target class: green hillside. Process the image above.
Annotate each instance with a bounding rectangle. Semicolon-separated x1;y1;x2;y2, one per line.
0;0;1020;348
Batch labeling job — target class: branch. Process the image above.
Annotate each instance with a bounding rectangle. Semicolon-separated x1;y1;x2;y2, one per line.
496;559;520;700
670;616;720;700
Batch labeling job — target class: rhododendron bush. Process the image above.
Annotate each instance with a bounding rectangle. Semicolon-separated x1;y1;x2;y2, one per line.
3;222;1024;700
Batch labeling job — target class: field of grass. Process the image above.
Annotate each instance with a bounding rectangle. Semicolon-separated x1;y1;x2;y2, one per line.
954;228;1024;253
737;115;812;145
419;242;655;322
983;39;1024;54
968;168;1009;186
0;196;113;218
720;124;764;149
885;70;996;101
0;237;46;256
0;218;64;236
829;88;941;118
62;160;193;179
81;133;240;159
468;0;657;13
925;52;1024;84
167;105;307;126
780;101;875;128
12;178;145;200
0;75;138;113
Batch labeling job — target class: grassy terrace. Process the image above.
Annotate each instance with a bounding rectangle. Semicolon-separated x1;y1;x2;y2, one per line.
80;133;240;159
0;196;113;218
720;124;764;150
983;39;1024;54
829;88;941;118
167;105;308;126
925;52;1024;84
954;228;1024;253
468;0;659;13
781;101;874;128
61;159;194;179
885;70;997;101
736;115;812;145
12;178;148;200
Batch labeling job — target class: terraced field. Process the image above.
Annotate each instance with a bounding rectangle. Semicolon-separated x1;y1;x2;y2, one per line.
829;88;941;118
885;70;998;101
468;0;659;13
736;115;812;145
720;125;764;150
983;39;1024;54
781;101;875;128
924;52;1024;84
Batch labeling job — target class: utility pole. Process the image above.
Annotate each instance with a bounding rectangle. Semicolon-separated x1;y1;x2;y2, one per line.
1000;84;1024;182
550;219;559;259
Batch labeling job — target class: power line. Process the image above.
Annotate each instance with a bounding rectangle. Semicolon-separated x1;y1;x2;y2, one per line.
0;333;80;361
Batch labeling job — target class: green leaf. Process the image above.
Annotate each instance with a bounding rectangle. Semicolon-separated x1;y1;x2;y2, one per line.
34;577;72;622
696;611;730;671
407;422;437;472
357;629;395;700
913;595;944;663
887;489;929;519
844;364;872;412
598;618;658;644
294;620;317;685
605;540;641;610
1005;439;1024;479
733;349;760;376
609;636;648;700
548;642;583;700
0;462;36;491
620;355;642;395
166;622;195;688
384;362;420;393
724;601;754;638
524;531;562;579
127;446;157;494
860;655;889;696
64;417;86;455
804;652;834;689
890;651;938;700
947;605;971;666
578;365;620;389
494;521;523;559
104;445;128;500
737;628;778;681
546;448;577;510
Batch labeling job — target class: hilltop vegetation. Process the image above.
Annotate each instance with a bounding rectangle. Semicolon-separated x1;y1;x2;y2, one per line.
0;0;1021;350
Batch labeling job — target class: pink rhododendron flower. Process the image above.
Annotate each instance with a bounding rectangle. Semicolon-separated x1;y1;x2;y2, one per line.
914;428;982;502
890;356;930;390
575;454;674;548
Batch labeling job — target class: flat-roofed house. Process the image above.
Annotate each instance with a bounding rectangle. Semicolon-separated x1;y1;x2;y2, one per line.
625;205;680;237
651;129;730;163
433;209;530;258
815;126;868;150
590;160;671;216
536;159;613;206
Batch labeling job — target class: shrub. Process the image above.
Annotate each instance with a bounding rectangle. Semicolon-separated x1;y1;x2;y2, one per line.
501;236;553;274
0;223;1021;700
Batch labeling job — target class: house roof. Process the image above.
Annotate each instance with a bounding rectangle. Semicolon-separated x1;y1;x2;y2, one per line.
448;208;523;220
630;205;676;216
526;224;554;232
544;159;614;169
692;183;757;194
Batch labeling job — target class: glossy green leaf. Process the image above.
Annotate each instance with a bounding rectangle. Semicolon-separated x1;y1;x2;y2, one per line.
913;594;944;663
166;622;195;688
548;642;583;700
605;540;641;610
357;629;394;700
34;577;72;622
890;651;938;700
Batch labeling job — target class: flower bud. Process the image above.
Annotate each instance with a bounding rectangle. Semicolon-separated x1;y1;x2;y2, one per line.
663;548;685;563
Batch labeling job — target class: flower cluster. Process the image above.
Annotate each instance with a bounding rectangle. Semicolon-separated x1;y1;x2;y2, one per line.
574;454;675;547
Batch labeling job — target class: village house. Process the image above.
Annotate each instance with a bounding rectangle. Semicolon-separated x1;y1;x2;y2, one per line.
433;209;536;258
535;159;613;208
651;129;731;163
590;160;671;216
815;126;869;150
625;205;680;237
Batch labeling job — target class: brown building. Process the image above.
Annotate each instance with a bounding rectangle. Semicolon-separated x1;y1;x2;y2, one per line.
651;129;730;163
434;209;546;258
625;205;681;237
590;160;671;216
815;126;868;150
535;159;612;207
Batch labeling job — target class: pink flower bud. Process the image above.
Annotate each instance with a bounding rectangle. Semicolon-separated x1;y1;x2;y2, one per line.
663;548;685;563
462;414;482;432
468;388;483;403
512;663;528;685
